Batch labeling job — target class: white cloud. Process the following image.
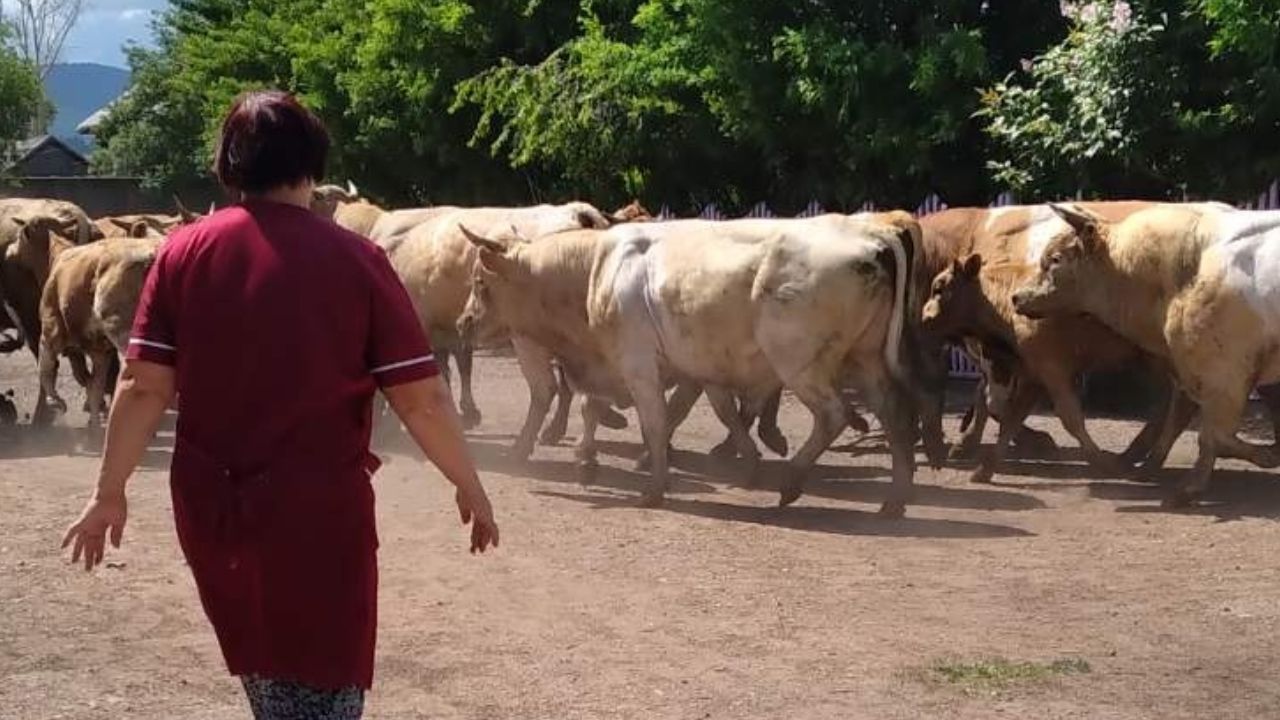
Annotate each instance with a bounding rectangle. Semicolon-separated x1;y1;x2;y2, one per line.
119;8;148;21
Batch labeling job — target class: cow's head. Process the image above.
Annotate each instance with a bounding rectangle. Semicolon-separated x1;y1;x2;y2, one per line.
920;253;983;340
310;180;360;219
1012;203;1111;319
608;201;654;224
456;224;529;347
7;214;78;287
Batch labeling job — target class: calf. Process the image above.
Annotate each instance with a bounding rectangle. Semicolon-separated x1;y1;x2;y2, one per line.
1013;204;1280;506
922;254;1156;483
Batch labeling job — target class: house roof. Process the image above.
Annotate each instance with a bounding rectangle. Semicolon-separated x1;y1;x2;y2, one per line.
13;135;90;166
76;107;110;134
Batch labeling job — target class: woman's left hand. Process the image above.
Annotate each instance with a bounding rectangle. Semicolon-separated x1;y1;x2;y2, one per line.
61;494;128;571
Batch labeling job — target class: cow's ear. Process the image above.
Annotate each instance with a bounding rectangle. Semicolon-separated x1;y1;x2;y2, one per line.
960;253;983;277
128;221;150;238
459;224;507;255
1050;203;1105;252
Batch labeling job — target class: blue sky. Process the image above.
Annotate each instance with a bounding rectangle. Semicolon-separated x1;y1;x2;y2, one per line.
62;0;164;67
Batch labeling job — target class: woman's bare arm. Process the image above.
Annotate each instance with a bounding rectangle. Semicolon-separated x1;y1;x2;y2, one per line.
62;360;175;570
383;375;498;553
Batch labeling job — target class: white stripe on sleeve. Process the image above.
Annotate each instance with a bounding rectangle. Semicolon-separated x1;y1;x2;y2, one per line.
129;338;177;352
371;354;436;375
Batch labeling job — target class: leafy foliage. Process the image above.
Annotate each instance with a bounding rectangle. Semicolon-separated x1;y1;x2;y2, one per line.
981;0;1280;200
89;0;1280;206
0;22;44;158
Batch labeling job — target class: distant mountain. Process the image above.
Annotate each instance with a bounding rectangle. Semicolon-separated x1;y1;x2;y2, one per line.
43;63;130;152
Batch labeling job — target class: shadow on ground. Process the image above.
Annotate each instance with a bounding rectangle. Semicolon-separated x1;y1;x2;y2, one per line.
536;488;1033;540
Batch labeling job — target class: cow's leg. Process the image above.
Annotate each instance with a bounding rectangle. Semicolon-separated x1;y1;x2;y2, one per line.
970;379;1039;485
913;341;949;468
1256;384;1280;447
624;364;671;507
68;350;91;388
35;340;67;427
636;381;701;472
702;385;762;486
455;346;481;430
1139;389;1197;476
950;379;989;461
510;338;557;461
753;388;788;457
1118;374;1171;464
1039;366;1126;475
575;399;601;482
778;379;846;509
540;365;573;446
877;375;919;519
85;350;112;430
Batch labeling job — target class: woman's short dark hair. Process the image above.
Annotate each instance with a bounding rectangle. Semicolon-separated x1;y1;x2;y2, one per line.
213;90;330;194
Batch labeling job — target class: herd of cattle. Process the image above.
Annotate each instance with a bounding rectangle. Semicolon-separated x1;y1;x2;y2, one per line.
1;186;1278;516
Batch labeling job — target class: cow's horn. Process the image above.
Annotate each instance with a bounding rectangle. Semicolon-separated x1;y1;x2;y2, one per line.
346;180;359;199
174;194;196;222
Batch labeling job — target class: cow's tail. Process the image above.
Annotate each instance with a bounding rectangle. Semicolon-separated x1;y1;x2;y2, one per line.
881;222;916;387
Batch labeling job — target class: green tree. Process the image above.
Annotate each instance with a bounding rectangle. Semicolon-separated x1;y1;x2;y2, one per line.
981;0;1280;200
0;22;45;163
458;0;1066;212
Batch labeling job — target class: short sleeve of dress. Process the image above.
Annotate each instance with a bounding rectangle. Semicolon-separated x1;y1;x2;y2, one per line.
367;249;439;387
125;240;181;366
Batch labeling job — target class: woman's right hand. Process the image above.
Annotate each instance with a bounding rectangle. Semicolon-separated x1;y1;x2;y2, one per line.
456;486;499;554
61;493;128;571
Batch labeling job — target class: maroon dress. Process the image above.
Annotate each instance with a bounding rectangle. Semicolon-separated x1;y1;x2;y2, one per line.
125;200;439;690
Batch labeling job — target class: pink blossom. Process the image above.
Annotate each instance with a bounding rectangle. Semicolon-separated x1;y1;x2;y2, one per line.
1110;0;1133;32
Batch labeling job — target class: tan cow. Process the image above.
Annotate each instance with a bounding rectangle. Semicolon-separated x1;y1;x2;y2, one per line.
921;254;1153;483
917;202;1226;464
466;214;924;513
388;202;625;429
39;236;161;427
1012;204;1280;506
312;181;387;236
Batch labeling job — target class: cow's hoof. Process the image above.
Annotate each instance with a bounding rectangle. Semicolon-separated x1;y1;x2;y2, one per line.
924;438;949;470
1161;491;1198;510
509;442;535;462
758;428;789;458
778;482;804;507
1012;428;1058;459
877;499;907;519
1091;452;1130;477
709;440;736;460
968;470;995;485
949;440;980;462
538;425;568;446
638;490;665;508
597;406;629;431
459;407;482;430
576;459;599;486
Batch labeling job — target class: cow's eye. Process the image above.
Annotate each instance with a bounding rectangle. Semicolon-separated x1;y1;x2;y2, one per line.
1047;253;1062;268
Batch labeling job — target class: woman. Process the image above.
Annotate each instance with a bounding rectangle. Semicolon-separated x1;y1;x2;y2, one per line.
61;90;499;719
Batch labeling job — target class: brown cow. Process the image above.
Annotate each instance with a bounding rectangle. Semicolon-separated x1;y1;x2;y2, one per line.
921;254;1156;483
916;202;1220;465
39;236;161;427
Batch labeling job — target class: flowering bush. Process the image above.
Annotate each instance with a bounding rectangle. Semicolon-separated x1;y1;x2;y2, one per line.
979;0;1165;195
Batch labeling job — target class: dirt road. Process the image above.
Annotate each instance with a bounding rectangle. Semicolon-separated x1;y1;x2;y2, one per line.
2;353;1278;719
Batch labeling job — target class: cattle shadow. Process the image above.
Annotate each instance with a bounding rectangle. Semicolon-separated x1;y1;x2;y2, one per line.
534;489;1034;540
995;466;1280;521
1104;467;1280;521
0;423;174;468
465;437;721;498
460;435;1045;514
